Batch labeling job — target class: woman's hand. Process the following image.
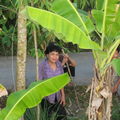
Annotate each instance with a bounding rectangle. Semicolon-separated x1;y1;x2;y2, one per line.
60;88;66;106
61;54;69;66
60;94;66;106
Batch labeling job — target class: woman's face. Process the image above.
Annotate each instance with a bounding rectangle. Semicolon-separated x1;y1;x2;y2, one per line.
47;51;59;63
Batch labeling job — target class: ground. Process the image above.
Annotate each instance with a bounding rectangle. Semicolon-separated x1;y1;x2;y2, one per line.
0;86;120;120
65;86;120;120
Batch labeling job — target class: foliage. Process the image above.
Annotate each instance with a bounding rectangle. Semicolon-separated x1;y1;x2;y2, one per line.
25;0;120;72
0;1;46;56
112;59;120;76
25;7;100;50
24;105;58;120
0;73;70;120
0;0;17;56
24;0;120;119
76;0;96;11
0;0;82;56
112;94;120;120
23;86;120;120
24;86;89;120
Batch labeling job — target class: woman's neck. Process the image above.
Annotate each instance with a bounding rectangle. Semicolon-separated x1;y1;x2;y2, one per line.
48;60;57;71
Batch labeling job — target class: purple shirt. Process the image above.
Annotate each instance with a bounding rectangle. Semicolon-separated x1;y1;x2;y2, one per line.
39;59;64;104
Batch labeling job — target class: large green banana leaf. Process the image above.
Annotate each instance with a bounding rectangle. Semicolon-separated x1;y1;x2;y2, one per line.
25;6;100;50
105;0;120;38
92;0;120;39
51;0;94;33
92;10;103;33
112;59;120;76
0;73;70;120
96;0;105;10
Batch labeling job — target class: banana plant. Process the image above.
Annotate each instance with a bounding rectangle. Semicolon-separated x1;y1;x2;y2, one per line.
0;73;70;120
24;0;120;119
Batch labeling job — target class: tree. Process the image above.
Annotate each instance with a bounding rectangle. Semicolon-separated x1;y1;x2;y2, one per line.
25;0;120;119
16;0;27;91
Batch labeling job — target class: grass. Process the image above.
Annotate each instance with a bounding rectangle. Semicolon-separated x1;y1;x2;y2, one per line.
65;85;89;120
112;93;120;120
65;85;120;120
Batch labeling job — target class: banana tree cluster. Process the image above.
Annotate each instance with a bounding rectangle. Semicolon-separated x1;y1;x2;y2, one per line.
24;0;120;77
24;0;120;119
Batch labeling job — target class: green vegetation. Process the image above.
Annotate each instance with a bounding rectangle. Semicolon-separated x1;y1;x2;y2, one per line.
0;86;120;120
24;86;120;120
0;0;98;56
0;74;70;120
25;0;120;119
0;0;120;119
0;0;81;56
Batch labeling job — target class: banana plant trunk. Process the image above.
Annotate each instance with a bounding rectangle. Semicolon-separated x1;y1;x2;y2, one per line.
88;66;113;120
16;5;27;91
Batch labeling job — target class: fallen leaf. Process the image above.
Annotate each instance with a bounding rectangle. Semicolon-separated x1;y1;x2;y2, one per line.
0;84;8;97
92;97;103;110
100;88;110;98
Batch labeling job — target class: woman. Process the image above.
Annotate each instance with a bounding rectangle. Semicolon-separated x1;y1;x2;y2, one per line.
39;43;67;120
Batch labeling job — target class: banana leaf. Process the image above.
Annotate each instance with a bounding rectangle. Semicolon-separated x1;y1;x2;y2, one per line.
0;73;70;120
92;10;103;33
112;59;120;76
105;0;120;38
96;0;105;10
92;0;120;38
51;0;94;33
25;6;100;50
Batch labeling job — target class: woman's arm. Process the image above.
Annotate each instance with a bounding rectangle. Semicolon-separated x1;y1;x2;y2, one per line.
61;54;77;67
68;56;77;66
60;88;66;106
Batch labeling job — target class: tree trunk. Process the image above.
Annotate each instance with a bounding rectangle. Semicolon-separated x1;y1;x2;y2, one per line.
16;5;27;91
88;66;113;120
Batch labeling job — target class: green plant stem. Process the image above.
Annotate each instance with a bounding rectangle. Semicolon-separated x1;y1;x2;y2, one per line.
95;30;102;39
68;0;90;36
100;39;120;75
107;39;120;64
33;24;40;120
101;0;108;50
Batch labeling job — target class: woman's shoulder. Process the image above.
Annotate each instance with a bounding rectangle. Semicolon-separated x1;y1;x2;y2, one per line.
39;59;47;67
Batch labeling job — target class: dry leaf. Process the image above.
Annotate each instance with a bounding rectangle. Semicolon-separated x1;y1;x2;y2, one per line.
100;88;110;98
86;84;91;93
92;97;103;110
0;84;8;97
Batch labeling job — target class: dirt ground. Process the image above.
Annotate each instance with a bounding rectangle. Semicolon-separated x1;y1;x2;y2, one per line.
1;86;120;120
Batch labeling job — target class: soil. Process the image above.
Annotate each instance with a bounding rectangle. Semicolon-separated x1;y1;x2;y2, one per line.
0;86;120;120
